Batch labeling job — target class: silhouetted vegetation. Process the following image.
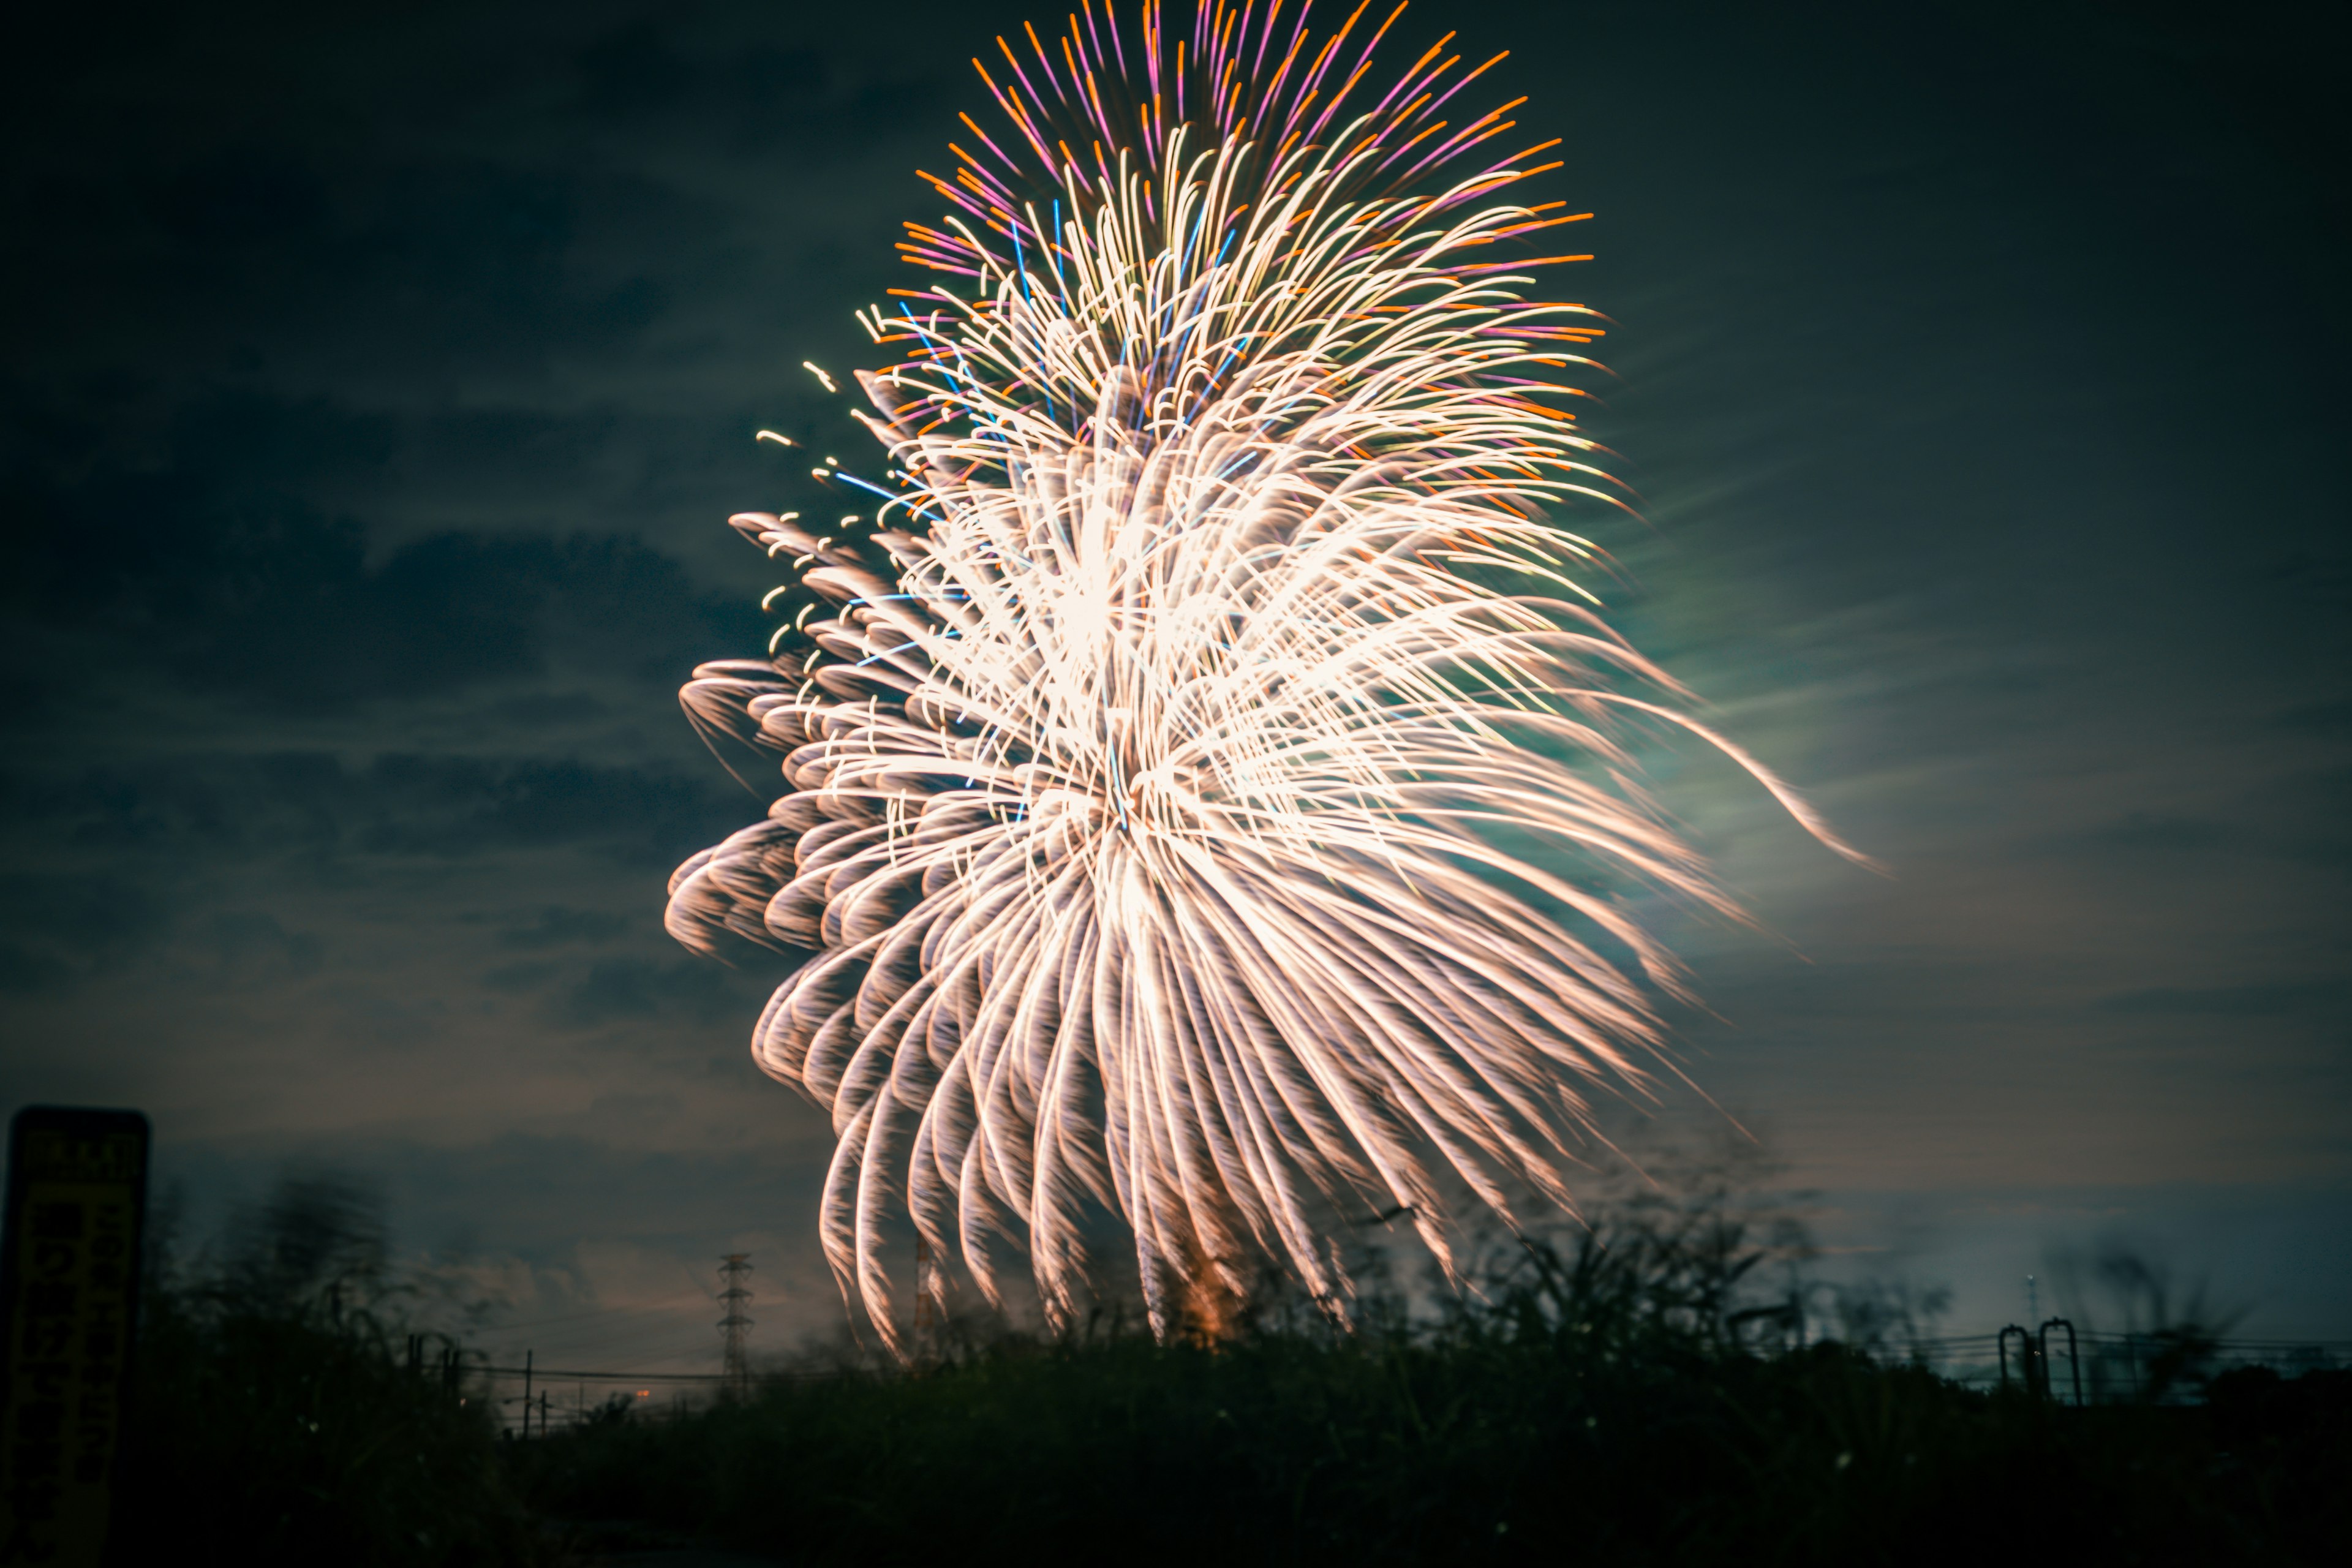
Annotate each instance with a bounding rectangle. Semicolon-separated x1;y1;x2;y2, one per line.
515;1185;2350;1567
109;1166;2346;1566
110;1174;550;1568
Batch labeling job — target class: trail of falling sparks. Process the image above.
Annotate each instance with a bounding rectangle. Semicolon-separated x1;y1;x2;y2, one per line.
666;0;1869;1348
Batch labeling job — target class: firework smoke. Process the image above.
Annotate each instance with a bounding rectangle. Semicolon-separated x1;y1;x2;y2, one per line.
666;0;1866;1346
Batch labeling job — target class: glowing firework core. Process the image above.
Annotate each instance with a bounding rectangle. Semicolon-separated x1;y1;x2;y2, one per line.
666;0;1863;1346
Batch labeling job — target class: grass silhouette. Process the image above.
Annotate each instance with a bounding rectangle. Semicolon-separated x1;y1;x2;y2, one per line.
107;1166;2346;1565
515;1187;2348;1566
108;1174;548;1567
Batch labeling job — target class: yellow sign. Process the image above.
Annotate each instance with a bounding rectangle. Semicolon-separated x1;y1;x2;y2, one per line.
0;1108;149;1568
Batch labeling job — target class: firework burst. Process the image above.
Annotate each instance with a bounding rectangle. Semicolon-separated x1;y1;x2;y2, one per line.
666;0;1866;1346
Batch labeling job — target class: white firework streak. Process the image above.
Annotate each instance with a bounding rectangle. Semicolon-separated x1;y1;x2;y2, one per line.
665;1;1869;1346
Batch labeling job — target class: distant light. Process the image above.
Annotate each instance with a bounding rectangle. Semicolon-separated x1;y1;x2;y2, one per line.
636;1390;650;1398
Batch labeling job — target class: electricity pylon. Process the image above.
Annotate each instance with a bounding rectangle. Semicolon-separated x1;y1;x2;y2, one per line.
717;1253;753;1399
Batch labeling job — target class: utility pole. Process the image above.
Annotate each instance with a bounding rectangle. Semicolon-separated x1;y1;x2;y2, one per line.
717;1253;754;1399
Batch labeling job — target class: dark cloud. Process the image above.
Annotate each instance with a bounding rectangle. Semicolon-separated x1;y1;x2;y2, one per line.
353;754;749;864
549;957;747;1032
2278;698;2352;736
2096;982;2349;1019
564;18;837;141
481;948;775;1043
156;1124;835;1263
573;22;699;121
0;872;170;994
13;146;682;383
2082;814;2234;854
483;960;560;995
500;905;631;951
141;145;332;251
2032;782;2352;868
192;911;325;984
0;417;763;710
4;749;751;867
323;986;452;1050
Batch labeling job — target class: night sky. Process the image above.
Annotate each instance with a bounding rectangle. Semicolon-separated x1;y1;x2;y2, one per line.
4;0;2345;1371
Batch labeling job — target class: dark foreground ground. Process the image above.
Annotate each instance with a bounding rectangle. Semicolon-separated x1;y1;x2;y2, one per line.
107;1188;2349;1567
508;1336;2347;1568
110;1232;2352;1561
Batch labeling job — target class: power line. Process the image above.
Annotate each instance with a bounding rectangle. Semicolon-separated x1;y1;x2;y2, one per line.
482;1364;734;1383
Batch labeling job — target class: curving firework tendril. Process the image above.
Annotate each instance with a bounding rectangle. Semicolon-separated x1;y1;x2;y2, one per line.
666;0;1870;1347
